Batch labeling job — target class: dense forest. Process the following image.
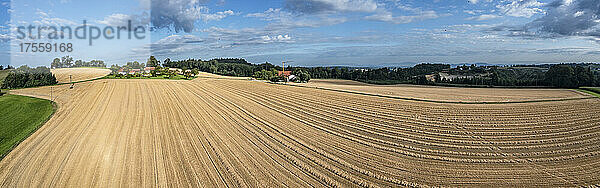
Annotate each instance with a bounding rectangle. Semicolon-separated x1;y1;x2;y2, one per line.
438;64;598;88
1;66;57;89
292;64;450;85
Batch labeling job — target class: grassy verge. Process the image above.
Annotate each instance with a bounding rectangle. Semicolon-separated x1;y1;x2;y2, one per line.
103;74;194;80
0;94;56;160
579;87;600;98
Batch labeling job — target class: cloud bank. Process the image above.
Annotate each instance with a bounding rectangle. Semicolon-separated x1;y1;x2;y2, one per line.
528;0;600;38
489;0;600;41
150;0;234;33
284;0;378;14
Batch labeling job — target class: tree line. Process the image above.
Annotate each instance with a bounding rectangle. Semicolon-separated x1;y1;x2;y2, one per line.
108;56;199;79
289;64;449;84
0;65;15;70
160;58;313;82
438;64;598;88
51;56;106;69
252;68;311;82
162;58;263;77
121;56;600;88
1;66;57;89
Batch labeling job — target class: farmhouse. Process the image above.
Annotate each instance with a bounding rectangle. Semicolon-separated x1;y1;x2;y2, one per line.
144;67;156;73
278;71;291;77
288;75;296;81
118;68;127;75
425;74;436;82
129;69;141;74
438;72;473;81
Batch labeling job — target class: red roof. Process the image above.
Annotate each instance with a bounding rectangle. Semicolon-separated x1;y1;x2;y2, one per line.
144;67;156;71
278;71;292;77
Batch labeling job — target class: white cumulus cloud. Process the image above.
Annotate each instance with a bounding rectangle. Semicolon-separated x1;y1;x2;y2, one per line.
497;0;544;18
366;10;443;24
285;0;378;14
151;0;235;33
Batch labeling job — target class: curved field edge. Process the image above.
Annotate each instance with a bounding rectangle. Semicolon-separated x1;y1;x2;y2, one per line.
276;82;597;104
0;94;57;161
580;88;600;98
1;75;110;92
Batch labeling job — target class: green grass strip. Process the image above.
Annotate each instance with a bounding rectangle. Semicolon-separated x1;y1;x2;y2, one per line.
579;88;600;98
0;94;56;161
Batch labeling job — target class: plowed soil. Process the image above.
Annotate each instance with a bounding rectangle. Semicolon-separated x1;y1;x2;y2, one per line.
51;68;111;83
1;77;599;187
292;79;591;103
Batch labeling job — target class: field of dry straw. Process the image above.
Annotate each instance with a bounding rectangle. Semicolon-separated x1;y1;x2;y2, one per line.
51;68;111;83
1;69;599;187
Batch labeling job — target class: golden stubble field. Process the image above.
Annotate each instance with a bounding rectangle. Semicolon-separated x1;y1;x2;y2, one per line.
1;75;600;187
293;79;592;103
51;68;111;83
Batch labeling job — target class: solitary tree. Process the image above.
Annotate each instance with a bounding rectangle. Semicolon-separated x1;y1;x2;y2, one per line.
61;56;74;68
184;70;192;79
163;58;171;67
147;56;160;67
74;60;83;67
51;58;61;69
297;70;311;82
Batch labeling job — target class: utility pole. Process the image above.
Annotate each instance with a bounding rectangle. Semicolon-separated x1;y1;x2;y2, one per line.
50;86;53;102
282;61;294;82
282;61;294;72
69;75;74;89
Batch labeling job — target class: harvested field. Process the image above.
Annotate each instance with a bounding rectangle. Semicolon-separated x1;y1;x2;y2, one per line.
51;68;111;83
292;79;591;103
1;77;599;187
196;72;250;80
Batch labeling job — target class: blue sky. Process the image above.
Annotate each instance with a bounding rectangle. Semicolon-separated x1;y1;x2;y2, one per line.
1;0;600;67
